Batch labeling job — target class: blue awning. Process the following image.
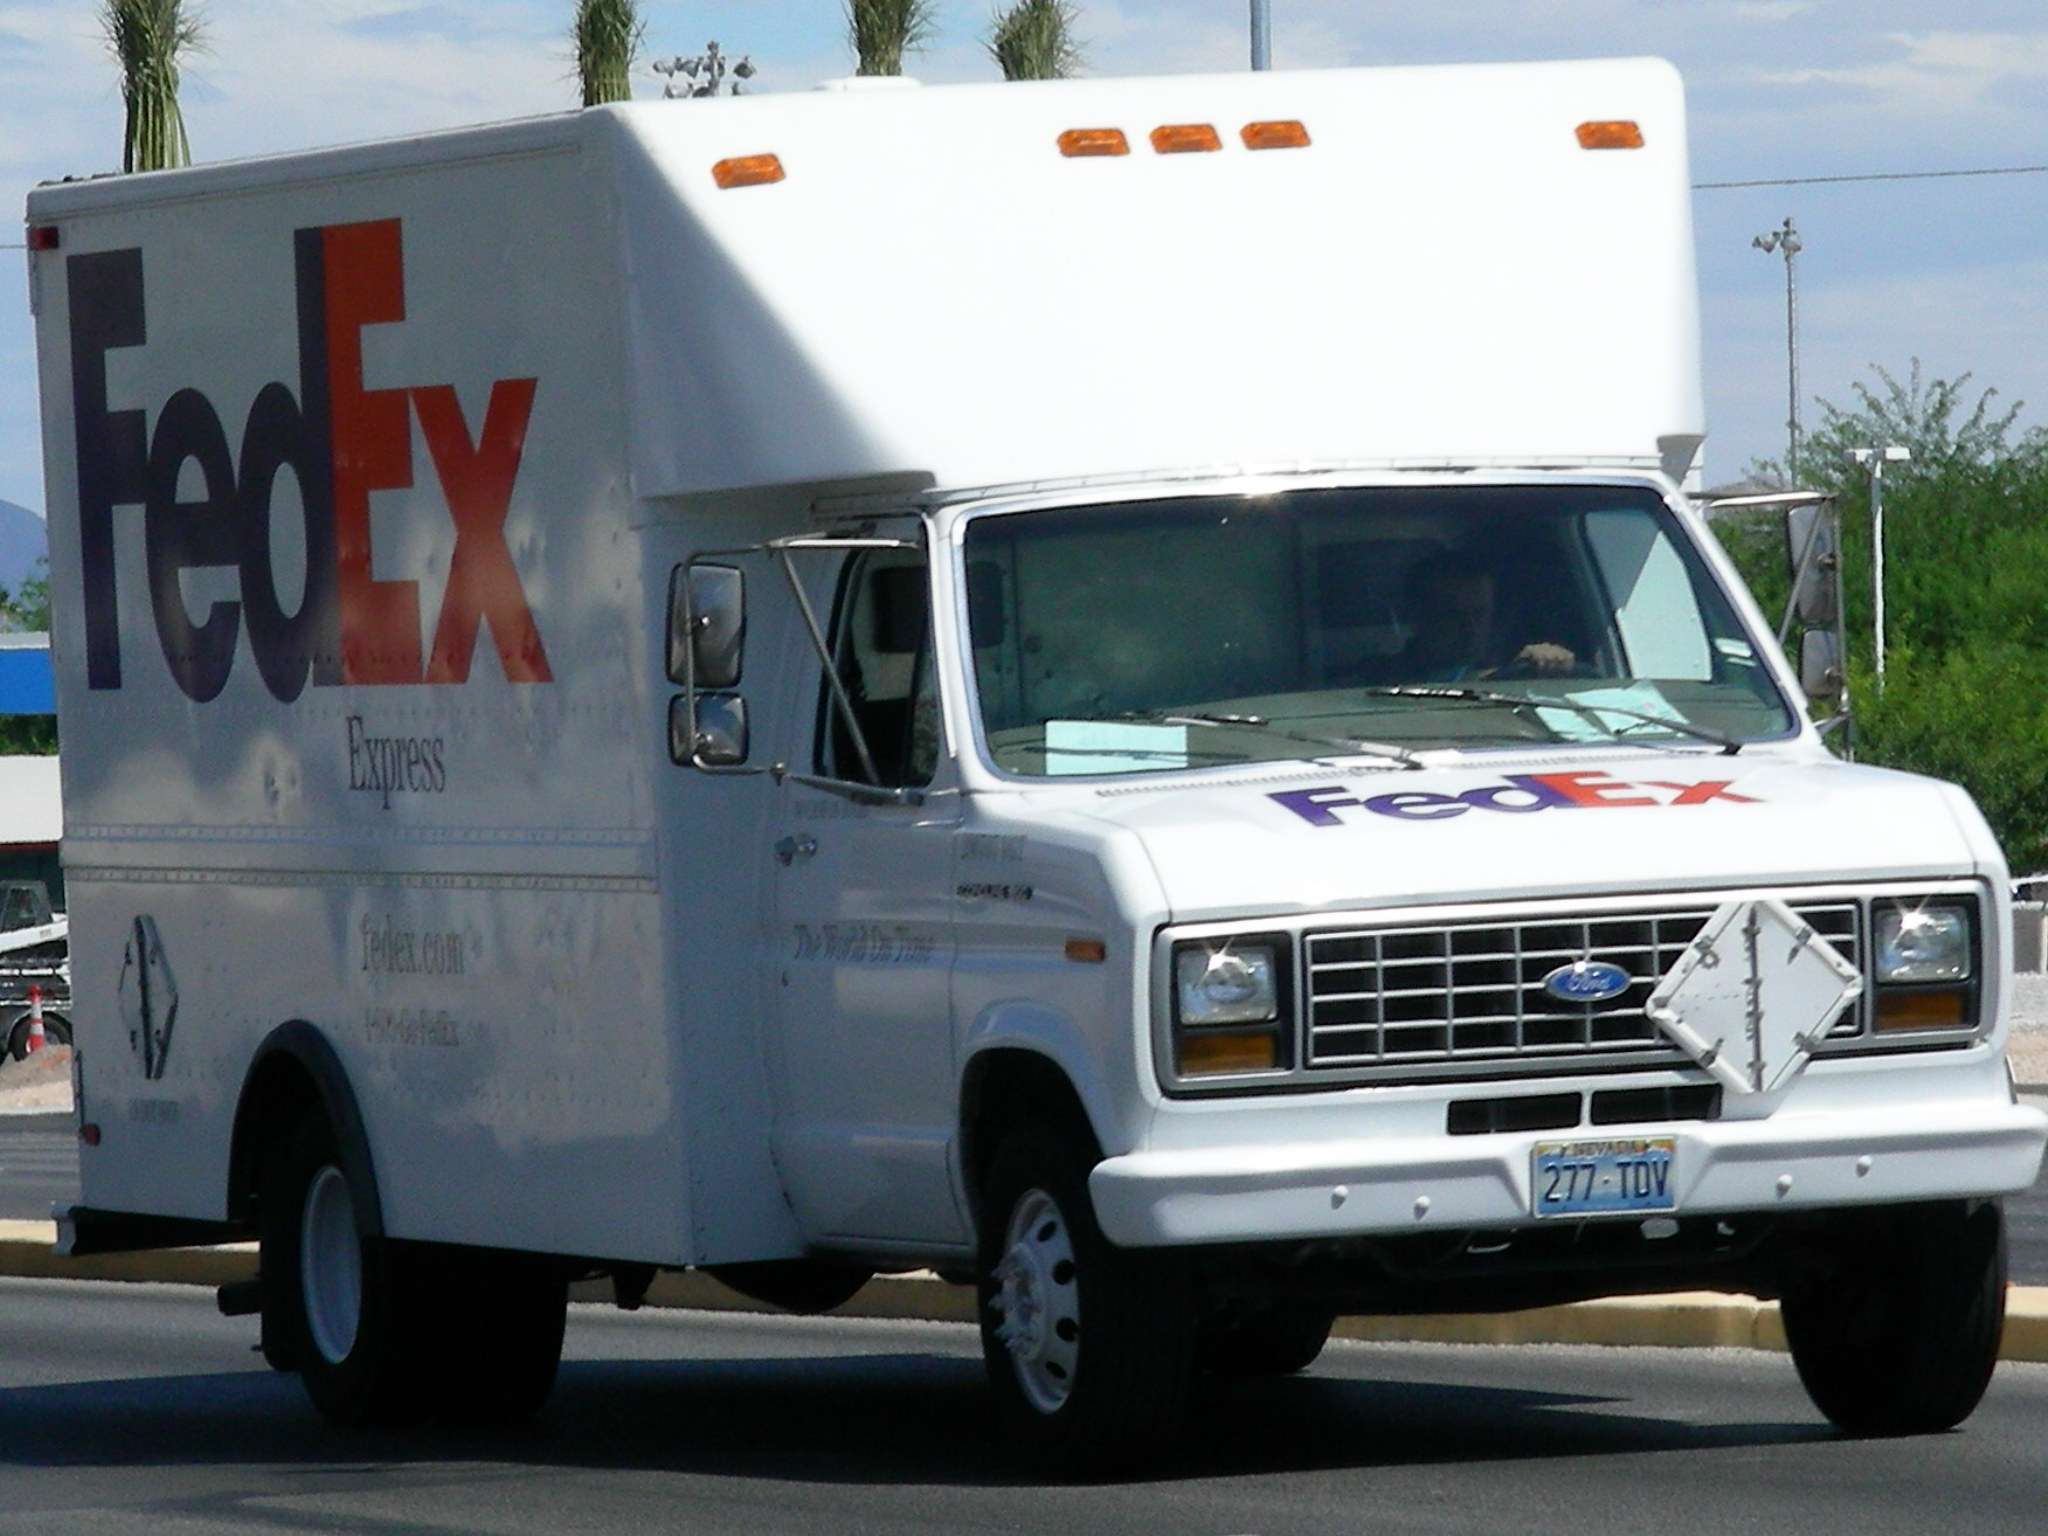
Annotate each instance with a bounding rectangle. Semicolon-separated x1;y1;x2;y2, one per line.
0;638;54;715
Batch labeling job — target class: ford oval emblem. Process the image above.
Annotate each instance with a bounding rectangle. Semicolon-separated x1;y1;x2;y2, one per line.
1542;959;1632;1005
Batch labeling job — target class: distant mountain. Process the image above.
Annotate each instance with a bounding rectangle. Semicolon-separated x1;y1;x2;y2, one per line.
0;501;48;598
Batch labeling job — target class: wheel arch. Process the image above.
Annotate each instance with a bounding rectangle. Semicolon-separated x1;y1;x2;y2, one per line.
229;1021;384;1237
959;1041;1105;1235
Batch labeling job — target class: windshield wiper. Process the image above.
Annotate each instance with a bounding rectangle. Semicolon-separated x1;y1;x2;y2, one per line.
1353;686;1744;757
1108;710;1424;770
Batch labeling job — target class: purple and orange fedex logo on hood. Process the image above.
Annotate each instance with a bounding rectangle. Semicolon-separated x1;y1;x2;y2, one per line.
1270;771;1757;827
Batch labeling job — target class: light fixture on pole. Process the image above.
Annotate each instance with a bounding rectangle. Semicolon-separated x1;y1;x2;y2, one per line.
1250;0;1271;70
1849;444;1911;685
1753;216;1803;484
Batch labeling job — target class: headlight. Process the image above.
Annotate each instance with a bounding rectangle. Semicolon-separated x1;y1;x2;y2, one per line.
1175;942;1279;1026
1874;905;1973;985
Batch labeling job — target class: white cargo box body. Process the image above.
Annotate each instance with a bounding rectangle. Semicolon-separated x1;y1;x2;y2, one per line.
29;60;1708;1265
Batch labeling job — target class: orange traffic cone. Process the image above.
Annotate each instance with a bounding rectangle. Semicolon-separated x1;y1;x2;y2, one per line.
25;985;44;1054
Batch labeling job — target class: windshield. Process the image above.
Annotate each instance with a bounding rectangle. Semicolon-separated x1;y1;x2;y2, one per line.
961;484;1796;777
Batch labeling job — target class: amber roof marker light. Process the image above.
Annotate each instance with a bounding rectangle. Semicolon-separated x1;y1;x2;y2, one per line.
712;154;786;189
1058;128;1131;158
1241;120;1311;150
1151;123;1223;154
1576;120;1645;150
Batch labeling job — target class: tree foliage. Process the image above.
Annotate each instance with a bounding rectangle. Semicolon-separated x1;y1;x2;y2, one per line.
573;0;642;107
989;0;1083;81
101;0;202;174
848;0;936;75
1730;361;2048;871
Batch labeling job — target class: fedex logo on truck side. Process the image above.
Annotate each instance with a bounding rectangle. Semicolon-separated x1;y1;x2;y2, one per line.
1270;772;1759;826
66;218;550;704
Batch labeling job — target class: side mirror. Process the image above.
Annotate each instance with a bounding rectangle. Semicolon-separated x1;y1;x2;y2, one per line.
1799;629;1844;704
670;692;750;767
669;563;745;689
1784;504;1840;627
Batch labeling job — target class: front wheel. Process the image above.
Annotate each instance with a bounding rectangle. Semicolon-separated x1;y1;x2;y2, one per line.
1780;1199;2007;1437
978;1122;1195;1473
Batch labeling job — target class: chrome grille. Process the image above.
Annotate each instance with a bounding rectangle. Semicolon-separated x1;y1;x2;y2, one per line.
1304;901;1862;1076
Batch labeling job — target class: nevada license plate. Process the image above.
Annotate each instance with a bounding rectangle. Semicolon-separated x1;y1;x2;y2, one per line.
1532;1137;1678;1219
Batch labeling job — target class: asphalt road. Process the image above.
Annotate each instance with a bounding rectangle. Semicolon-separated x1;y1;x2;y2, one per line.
1;1277;2045;1535
13;1107;2048;1283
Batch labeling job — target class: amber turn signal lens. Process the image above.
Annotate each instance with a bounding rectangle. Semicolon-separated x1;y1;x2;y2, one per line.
1874;989;1969;1032
1241;120;1311;150
1058;128;1130;157
1178;1031;1278;1075
1576;120;1645;150
712;154;786;189
1151;123;1223;154
1064;937;1108;964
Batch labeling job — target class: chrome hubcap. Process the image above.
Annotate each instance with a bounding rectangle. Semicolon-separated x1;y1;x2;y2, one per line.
993;1186;1080;1414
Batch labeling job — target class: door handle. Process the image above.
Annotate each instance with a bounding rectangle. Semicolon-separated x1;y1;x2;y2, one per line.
774;833;818;866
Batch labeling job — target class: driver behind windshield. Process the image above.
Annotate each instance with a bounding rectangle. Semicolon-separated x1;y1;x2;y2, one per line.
1398;549;1576;683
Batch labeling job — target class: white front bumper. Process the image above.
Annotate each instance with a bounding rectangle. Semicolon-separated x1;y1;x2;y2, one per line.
1088;1099;2048;1248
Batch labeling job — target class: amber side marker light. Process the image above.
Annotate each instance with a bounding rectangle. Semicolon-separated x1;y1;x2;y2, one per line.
1241;120;1310;150
1059;128;1130;157
1179;1031;1278;1075
1152;123;1223;154
27;225;59;251
712;154;786;189
1874;990;1969;1032
1064;937;1108;964
1576;120;1645;150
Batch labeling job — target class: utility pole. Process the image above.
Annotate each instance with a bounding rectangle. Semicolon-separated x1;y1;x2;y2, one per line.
1250;0;1271;70
1752;217;1803;484
1849;445;1912;686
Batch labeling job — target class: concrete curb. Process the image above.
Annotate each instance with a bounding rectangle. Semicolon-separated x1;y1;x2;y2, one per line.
6;1218;2048;1360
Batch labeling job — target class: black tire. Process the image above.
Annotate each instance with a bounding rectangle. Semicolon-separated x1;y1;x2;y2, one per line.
258;1114;437;1426
5;1011;67;1061
429;1245;568;1423
1197;1303;1335;1378
978;1121;1195;1474
1780;1199;2007;1437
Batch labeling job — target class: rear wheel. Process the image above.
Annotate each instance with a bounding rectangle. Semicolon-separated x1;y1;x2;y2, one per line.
978;1121;1195;1474
1780;1199;2007;1436
431;1245;568;1422
260;1114;436;1426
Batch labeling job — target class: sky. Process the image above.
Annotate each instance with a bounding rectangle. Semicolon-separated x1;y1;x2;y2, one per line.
5;0;2047;514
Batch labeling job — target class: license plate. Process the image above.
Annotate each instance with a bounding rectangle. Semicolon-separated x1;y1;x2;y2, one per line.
1532;1137;1677;1218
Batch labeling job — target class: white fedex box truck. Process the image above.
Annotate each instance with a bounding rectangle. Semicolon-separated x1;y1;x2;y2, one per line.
28;58;2047;1466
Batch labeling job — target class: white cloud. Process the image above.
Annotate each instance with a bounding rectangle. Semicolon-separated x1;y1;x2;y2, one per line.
1758;29;2048;111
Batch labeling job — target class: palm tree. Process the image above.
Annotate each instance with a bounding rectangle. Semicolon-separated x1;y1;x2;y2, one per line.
573;0;643;107
848;0;936;76
100;0;203;173
989;0;1083;81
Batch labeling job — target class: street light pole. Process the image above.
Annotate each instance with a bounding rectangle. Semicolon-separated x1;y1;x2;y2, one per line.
1250;0;1271;70
1850;445;1912;684
1753;217;1803;484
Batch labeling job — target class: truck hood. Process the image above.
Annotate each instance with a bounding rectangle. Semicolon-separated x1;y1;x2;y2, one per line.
1068;753;1987;922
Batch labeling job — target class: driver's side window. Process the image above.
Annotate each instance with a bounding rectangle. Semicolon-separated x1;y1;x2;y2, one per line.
814;551;938;788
